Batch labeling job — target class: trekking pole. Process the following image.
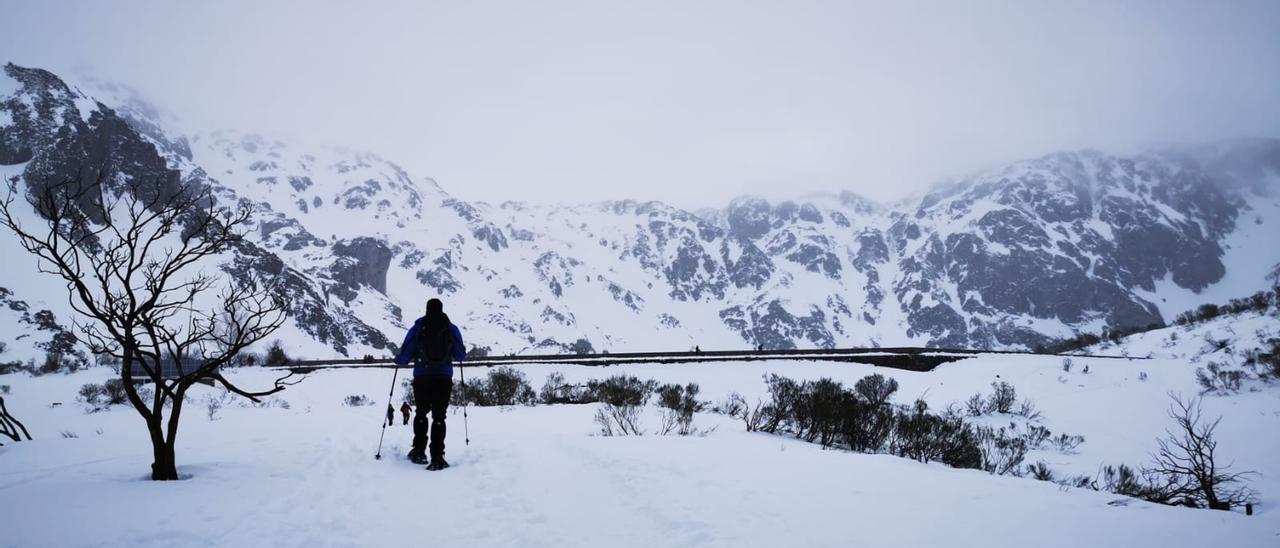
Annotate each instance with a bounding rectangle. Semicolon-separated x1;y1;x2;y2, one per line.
459;363;470;446
374;363;400;460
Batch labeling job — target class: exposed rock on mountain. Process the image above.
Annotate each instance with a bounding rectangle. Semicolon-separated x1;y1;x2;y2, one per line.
3;63;1279;356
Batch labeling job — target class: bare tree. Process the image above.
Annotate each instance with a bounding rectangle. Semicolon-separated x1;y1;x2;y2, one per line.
1146;394;1258;510
0;396;33;445
1;170;299;480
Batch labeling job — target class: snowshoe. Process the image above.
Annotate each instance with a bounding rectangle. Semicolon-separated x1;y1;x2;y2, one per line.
425;458;450;471
407;450;429;465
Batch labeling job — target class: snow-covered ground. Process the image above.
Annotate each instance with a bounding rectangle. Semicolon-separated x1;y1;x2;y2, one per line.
2;350;1278;547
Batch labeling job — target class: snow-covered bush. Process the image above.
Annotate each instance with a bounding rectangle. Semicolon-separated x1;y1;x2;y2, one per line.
1056;395;1257;512
538;372;596;404
1245;338;1279;379
1051;433;1085;453
0;384;9;395
102;379;128;405
986;381;1016;414
206;393;225;420
77;383;107;412
400;378;414;405
1015;399;1041;420
457;366;536;406
718;392;769;432
343;394;373;407
711;392;745;417
1196;362;1245;393
964;393;986;416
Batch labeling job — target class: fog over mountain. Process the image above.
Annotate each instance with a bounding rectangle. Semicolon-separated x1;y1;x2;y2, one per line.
2;1;1278;208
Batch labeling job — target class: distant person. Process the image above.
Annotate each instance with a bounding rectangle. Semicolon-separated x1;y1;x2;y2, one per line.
400;402;411;425
385;404;395;427
394;298;466;470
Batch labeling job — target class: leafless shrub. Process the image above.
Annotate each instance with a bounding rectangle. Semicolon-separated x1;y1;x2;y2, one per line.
1146;394;1258;510
656;383;704;436
595;402;645;436
982;381;1018;414
1027;461;1055;482
1051;433;1085;454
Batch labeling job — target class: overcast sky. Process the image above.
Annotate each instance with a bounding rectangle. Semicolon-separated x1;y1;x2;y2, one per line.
4;1;1279;208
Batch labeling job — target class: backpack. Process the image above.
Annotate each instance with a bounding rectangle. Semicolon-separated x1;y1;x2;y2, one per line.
416;315;452;363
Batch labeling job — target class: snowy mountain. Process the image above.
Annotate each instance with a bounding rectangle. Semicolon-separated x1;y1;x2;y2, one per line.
3;62;1279;360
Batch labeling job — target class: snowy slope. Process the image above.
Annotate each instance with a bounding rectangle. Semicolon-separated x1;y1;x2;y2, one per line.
2;349;1278;546
4;62;1280;362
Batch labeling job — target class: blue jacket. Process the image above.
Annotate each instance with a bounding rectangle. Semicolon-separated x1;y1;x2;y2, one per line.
393;317;465;378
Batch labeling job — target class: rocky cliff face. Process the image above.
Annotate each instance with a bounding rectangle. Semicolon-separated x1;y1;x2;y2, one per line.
3;62;1278;357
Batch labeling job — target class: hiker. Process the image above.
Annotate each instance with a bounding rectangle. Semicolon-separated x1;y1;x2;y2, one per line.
385;404;395;427
400;402;411;425
393;298;466;470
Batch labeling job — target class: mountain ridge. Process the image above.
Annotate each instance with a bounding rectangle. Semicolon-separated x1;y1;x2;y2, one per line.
2;62;1278;360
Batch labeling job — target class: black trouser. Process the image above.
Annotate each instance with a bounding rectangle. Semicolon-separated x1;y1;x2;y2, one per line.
412;376;453;459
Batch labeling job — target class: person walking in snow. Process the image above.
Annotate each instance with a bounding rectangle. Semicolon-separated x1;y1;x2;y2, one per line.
393;298;465;470
400;402;411;426
385;404;395;427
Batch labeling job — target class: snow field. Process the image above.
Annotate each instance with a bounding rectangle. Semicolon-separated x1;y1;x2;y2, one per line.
2;352;1279;547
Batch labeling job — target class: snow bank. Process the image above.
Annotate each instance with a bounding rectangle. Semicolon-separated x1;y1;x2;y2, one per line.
1;352;1278;547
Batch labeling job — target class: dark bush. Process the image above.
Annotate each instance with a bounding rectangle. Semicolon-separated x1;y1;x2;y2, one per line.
656;383;705;435
587;374;656;407
591;375;654;436
975;424;1029;476
986;382;1017;414
38;351;63;376
853;373;898;407
1247;338;1279;379
964;393;986;416
265;340;289;366
567;338;594;355
839;395;896;452
1051;433;1085;453
1027;461;1055;481
458;366;536;406
103;379;129;405
539;372;597;404
889;400;982;469
1196;362;1244;393
1196;303;1221;321
466;346;491;359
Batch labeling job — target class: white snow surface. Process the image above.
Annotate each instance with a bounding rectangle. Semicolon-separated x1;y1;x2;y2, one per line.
2;349;1278;547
